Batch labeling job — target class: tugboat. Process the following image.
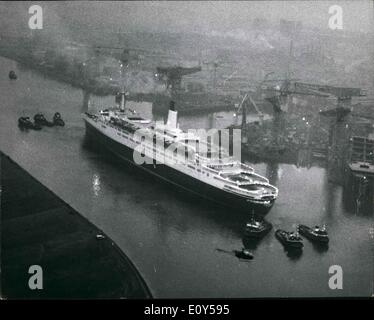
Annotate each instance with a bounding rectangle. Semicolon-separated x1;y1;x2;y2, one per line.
233;248;254;260
9;70;17;80
34;113;54;127
298;224;329;243
275;229;303;249
244;212;272;238
18;117;42;131
53;112;65;126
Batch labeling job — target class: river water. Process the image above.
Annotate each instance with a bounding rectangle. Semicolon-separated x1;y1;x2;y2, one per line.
0;57;372;297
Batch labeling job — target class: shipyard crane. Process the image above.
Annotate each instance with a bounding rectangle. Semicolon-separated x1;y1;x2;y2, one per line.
294;83;367;122
260;78;330;113
257;39;331;114
236;92;264;126
155;65;202;93
307;84;371;185
233;92;265;144
258;37;367;117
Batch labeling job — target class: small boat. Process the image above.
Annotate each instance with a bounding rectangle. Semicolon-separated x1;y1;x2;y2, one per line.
298;224;329;243
215;248;253;261
233;248;254;260
18;117;42;130
275;229;303;249
34;113;54;127
53;112;65;126
244;213;272;238
9;70;17;80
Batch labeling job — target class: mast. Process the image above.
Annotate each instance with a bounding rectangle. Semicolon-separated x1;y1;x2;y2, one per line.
287;39;293;80
119;62;126;112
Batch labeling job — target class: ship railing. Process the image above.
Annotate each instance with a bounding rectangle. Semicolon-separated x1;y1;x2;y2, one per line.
237;182;278;196
217;169;242;176
207;161;254;173
243;183;278;195
238;162;254;171
201;158;239;167
219;171;269;184
241;172;269;184
85;112;98;121
223;183;278;199
195;153;235;163
201;165;219;174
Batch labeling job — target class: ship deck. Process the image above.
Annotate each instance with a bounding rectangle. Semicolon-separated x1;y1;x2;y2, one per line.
349;162;374;177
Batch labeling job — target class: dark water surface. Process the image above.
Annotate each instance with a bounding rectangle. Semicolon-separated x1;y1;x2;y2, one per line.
0;57;372;297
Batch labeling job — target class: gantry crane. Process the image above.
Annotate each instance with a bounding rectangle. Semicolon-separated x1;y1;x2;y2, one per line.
155;66;202;93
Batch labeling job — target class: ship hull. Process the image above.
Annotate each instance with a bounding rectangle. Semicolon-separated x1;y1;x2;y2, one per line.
84;120;274;215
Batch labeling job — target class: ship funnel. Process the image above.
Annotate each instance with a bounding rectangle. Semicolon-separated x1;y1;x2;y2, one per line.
120;90;126;112
166;101;178;129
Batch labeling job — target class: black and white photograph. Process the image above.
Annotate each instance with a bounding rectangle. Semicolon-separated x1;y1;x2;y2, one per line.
0;0;373;305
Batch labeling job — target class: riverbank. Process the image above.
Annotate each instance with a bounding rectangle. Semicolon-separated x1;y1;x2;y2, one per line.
0;39;236;115
0;152;152;299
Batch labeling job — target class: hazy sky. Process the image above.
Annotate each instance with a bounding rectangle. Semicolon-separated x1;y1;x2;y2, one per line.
64;1;374;33
1;1;373;36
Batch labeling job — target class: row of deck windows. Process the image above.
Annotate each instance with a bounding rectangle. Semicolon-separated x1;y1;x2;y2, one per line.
108;124;214;177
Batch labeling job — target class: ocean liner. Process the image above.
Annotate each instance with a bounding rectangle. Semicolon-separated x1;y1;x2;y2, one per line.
83;91;278;214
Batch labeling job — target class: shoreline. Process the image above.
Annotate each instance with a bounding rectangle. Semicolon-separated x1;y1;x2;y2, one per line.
1;151;152;299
